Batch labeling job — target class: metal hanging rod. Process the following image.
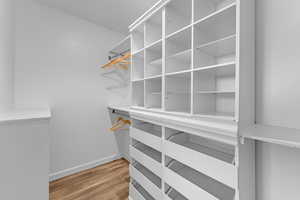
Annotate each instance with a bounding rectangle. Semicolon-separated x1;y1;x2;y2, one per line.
108;49;130;60
111;109;130;118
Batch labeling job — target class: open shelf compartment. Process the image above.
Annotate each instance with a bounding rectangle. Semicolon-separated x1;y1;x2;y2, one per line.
130;180;155;200
166;0;192;35
166;27;192;74
132;80;144;107
194;0;236;22
165;128;236;188
165;72;191;113
145;77;162;110
132;24;145;53
165;157;235;200
130;162;163;200
145;10;162;46
145;41;162;78
132;51;145;81
193;65;236;118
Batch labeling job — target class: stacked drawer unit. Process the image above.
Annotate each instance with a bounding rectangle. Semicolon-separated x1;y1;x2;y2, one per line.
129;119;163;200
128;115;254;200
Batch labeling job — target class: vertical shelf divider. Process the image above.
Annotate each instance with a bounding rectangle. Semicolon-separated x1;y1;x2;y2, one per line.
143;23;147;107
190;0;195;115
162;8;166;111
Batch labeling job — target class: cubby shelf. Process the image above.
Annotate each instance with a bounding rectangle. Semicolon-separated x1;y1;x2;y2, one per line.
194;62;235;71
195;91;235;94
130;0;252;120
194;3;236;27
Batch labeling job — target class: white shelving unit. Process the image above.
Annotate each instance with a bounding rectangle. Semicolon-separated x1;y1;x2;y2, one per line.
129;0;253;121
129;0;255;200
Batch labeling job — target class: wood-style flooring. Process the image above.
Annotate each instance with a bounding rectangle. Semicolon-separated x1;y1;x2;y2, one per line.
50;159;130;200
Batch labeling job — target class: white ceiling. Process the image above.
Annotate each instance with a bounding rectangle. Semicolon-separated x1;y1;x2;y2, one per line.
36;0;159;34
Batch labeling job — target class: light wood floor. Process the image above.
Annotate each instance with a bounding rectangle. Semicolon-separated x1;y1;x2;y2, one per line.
50;159;130;200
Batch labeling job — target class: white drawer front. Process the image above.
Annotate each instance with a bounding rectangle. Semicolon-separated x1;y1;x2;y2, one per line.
165;141;236;188
130;165;162;200
164;167;218;200
130;127;162;152
130;146;162;177
130;184;147;200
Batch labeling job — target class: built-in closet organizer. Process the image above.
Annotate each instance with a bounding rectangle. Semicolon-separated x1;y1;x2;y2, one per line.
129;0;255;199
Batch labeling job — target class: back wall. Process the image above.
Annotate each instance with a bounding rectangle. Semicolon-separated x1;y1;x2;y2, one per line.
14;0;129;178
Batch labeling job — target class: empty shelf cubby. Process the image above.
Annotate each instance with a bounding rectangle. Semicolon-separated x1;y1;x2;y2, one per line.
132;24;145;53
165;72;191;113
194;0;236;22
145;41;162;78
166;27;192;74
165;0;192;35
145;10;162;46
165;184;188;200
165;157;235;200
132;51;144;81
193;64;236;118
145;77;162;109
193;3;236;69
132;81;144;107
131;180;155;200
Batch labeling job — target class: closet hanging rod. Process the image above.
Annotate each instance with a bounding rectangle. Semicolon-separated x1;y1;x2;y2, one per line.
111;109;130;118
109;49;130;60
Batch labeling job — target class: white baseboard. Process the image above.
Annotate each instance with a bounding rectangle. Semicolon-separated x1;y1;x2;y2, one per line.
49;154;123;182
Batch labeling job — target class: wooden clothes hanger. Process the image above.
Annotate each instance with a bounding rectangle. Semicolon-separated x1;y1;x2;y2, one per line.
102;53;131;69
110;117;131;132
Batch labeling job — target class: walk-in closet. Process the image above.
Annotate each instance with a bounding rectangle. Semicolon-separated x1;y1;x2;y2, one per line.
1;0;300;200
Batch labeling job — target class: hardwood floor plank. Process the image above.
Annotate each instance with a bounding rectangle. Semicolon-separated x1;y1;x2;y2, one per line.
50;159;130;200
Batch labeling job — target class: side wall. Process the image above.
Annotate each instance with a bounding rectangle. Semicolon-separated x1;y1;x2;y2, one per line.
14;0;129;178
0;0;14;110
256;0;300;199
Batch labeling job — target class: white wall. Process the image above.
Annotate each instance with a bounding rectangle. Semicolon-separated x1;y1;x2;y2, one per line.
14;0;129;177
0;119;49;200
256;0;300;199
0;0;14;110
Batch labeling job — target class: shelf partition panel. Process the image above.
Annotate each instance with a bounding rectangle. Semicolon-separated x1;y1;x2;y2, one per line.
165;0;192;36
194;0;236;22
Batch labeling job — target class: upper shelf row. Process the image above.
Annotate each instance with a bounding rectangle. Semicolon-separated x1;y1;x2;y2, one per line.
132;0;236;53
